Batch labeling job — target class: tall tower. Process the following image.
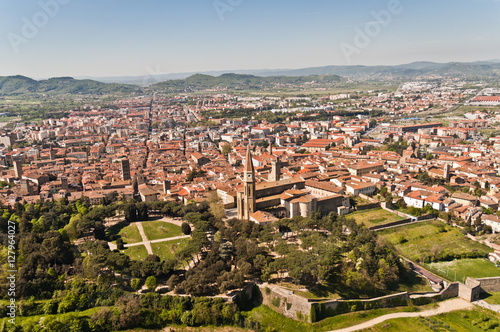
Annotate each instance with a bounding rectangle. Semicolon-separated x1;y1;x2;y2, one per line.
13;160;23;178
269;156;281;182
444;162;450;182
120;159;131;181
238;144;256;220
49;145;56;160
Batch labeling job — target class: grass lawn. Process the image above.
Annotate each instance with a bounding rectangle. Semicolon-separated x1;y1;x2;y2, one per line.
122;245;149;260
348;208;404;228
425;258;500;283
152;238;190;261
379;220;492;263
243;303;438;332
7;307;102;327
285;271;432;301
106;222;143;244
142;220;182;241
481;291;500;305
364;307;500;332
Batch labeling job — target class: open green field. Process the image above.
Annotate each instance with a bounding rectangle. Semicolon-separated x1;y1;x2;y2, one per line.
426;258;500;283
122;245;149;260
379;220;492;263
364;308;500;332
242;303;438;332
444;105;500;117
107;222;143;244
2;306;102;327
152;238;190;261
142;220;182;241
481;291;500;305
286;271;432;301
348;208;404;228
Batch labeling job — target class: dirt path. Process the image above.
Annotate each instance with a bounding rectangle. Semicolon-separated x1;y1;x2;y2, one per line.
135;222;153;255
329;298;473;332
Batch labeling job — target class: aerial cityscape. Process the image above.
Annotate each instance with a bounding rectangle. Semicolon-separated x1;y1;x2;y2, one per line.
1;0;500;331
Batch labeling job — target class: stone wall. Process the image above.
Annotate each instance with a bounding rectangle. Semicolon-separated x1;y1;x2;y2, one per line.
475;277;500;293
356;202;381;211
258;284;312;322
370;218;413;231
312;292;410;322
460;278;481;302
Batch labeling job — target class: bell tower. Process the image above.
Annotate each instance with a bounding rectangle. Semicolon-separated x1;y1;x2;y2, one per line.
238;144;256;220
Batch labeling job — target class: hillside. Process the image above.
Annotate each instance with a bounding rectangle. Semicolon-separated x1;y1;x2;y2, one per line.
150;73;342;92
0;76;141;95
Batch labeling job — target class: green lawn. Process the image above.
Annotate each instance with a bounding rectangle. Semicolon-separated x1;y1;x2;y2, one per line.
425;259;500;283
379;220;492;263
152;238;190;261
284;269;433;301
122;245;149;260
242;303;438;332
364;307;500;332
5;307;102;327
348;208;404;228
481;291;500;305
142;220;182;241
107;222;143;244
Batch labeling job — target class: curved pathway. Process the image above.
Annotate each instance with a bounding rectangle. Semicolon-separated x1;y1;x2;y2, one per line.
328;298;473;332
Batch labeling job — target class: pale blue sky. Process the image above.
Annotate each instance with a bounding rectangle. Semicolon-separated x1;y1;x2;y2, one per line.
1;0;499;78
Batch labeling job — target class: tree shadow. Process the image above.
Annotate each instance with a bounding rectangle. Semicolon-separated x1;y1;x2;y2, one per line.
105;221;131;242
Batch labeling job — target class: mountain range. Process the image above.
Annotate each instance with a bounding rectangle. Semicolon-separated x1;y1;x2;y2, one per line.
2;60;500;96
78;60;500;85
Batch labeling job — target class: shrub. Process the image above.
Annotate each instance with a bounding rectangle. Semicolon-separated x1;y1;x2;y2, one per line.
271;297;280;308
181;222;191;235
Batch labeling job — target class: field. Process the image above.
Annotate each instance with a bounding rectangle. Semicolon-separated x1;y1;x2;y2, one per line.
364;308;500;332
152;238;190;261
287;272;432;301
426;258;500;283
348;208;404;228
379;220;492;263
481;291;500;305
107;222;143;244
242;303;438;332
122;245;149;260
142;219;182;241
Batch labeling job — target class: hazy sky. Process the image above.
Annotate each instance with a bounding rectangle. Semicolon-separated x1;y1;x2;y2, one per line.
1;0;499;78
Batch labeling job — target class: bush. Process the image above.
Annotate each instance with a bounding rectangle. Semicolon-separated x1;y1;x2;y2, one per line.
145;276;157;291
116;238;124;250
271;297;280;308
181;222;191;235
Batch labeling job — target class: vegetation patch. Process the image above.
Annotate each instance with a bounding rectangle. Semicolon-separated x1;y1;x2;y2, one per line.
379;220;492;263
364;307;500;332
348;208;404;228
152;238;191;262
426;258;500;282
107;222;143;244
122;245;149;261
142;220;183;241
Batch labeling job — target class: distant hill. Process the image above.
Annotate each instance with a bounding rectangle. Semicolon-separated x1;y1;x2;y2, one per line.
0;74;342;96
150;73;342;92
82;61;500;85
0;76;141;95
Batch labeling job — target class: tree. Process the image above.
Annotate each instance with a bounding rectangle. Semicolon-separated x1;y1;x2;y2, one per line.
208;191;225;220
145;276;157;291
221;144;232;156
130;278;141;291
181;222;192;235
